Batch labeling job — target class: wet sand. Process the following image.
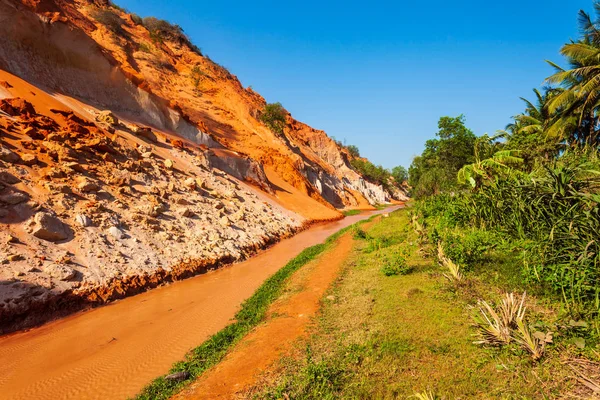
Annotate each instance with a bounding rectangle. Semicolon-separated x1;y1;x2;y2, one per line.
0;207;398;400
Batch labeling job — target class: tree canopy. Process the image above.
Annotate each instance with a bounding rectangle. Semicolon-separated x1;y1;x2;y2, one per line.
408;115;476;198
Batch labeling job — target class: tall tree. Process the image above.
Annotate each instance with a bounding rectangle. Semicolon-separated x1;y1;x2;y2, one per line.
408;115;476;198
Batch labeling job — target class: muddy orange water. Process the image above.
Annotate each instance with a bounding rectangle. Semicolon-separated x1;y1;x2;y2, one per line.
0;207;399;400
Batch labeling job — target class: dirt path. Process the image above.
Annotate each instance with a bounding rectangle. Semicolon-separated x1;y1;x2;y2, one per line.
173;228;360;399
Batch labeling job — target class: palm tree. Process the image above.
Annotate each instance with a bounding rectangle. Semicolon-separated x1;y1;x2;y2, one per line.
457;132;523;188
545;2;600;147
506;88;567;165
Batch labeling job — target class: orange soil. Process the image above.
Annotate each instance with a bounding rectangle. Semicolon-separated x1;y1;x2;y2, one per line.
264;167;342;222
344;188;377;211
173;230;358;400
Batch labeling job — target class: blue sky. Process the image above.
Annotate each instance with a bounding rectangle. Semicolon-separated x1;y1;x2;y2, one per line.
118;0;591;169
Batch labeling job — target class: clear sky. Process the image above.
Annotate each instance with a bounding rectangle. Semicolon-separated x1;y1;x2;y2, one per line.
118;0;591;169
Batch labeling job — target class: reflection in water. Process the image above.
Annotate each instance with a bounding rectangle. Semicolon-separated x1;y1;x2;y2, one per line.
0;207;399;400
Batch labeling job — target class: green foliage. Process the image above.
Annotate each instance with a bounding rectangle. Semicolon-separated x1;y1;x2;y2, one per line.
415;160;600;312
346;145;360;158
260;102;287;136
343;209;361;217
138;42;152;53
350;159;391;189
141;16;201;54
352;226;369;240
381;252;412;276
190;65;206;88
457;132;524;188
409;115;476;198
543;2;600;148
391;165;408;184
437;230;496;272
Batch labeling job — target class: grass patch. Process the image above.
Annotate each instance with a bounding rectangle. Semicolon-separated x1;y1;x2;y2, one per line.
251;208;578;399
134;217;376;399
342;209;361;217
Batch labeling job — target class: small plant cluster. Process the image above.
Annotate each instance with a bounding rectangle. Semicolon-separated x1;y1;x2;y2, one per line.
437;230;493;272
473;292;551;361
352;226;369;240
259;102;287;136
381;252;412;276
190;65;206;88
142;17;187;44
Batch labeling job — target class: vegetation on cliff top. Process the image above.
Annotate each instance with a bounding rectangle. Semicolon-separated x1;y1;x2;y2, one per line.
260;102;287;136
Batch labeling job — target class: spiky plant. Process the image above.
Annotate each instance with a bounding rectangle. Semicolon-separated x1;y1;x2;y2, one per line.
437;242;463;282
513;308;546;361
473;300;512;346
412;391;439;400
473;292;527;346
498;292;527;330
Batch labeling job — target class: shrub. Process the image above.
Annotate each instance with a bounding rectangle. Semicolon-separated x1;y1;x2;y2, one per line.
259;103;287;136
138;42;153;53
90;8;126;35
108;1;126;13
346;145;360;158
381;254;411;276
143;17;189;44
440;230;494;272
190;65;206;88
352;227;369;240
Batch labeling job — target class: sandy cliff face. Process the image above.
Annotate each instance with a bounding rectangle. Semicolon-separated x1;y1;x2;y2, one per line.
0;0;406;332
3;0;397;211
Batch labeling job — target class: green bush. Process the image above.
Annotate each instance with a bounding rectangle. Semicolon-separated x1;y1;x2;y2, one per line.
190;65;206;88
138;42;152;53
439;230;495;272
142;16;194;47
416;163;600;311
353;227;369;240
381;254;412;276
347;145;360;158
260;102;287;136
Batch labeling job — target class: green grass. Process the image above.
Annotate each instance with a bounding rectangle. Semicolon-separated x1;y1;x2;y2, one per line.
374;203;393;210
251;208;579;399
133;216;376;399
342;209;361;217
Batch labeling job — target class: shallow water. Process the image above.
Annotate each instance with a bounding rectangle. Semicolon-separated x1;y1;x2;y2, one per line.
0;207;399;400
